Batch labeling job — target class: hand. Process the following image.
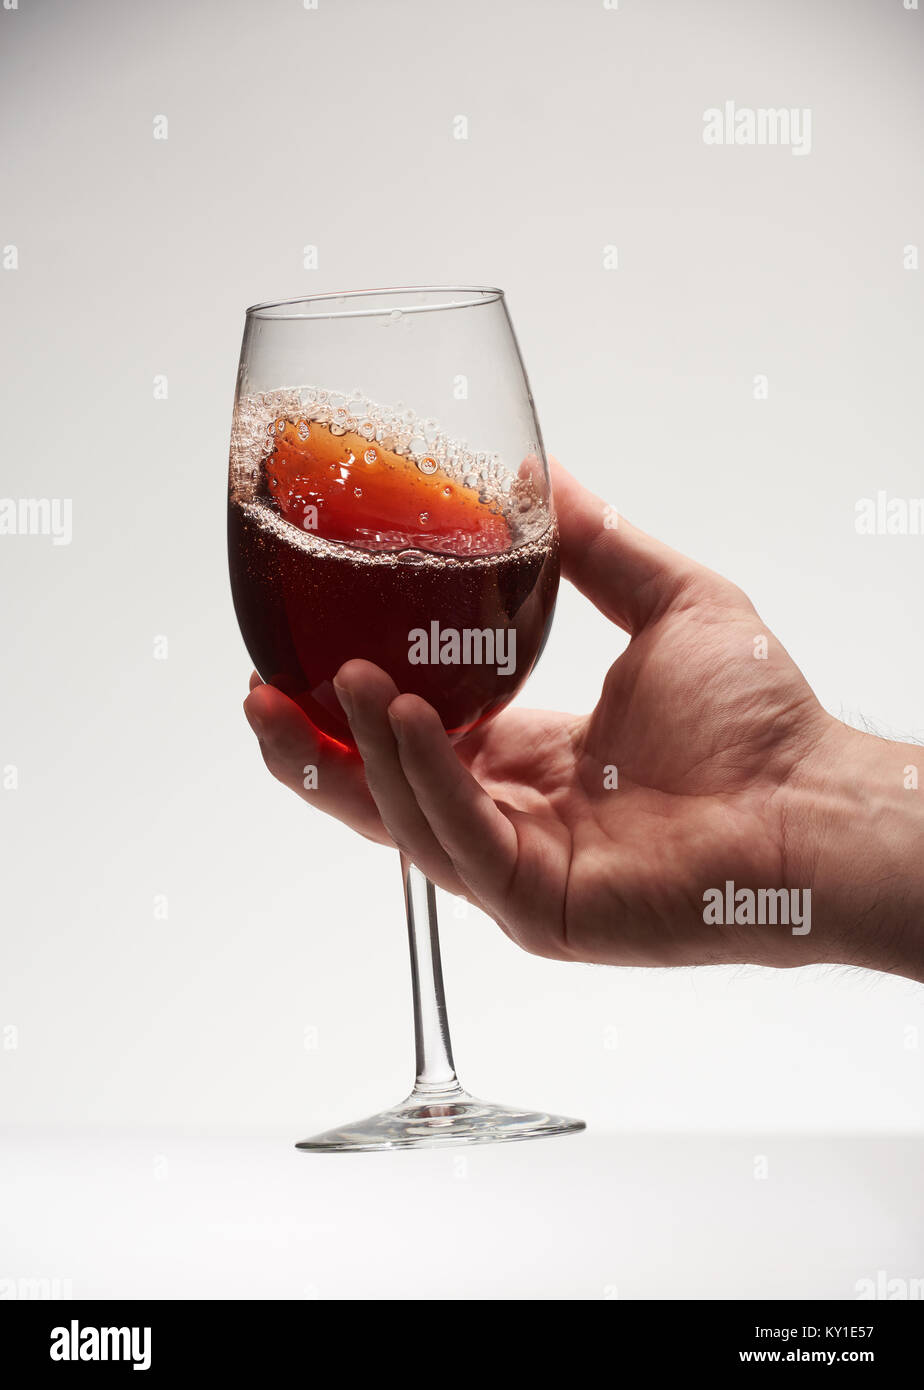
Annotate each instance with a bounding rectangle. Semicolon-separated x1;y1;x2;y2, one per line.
243;461;924;981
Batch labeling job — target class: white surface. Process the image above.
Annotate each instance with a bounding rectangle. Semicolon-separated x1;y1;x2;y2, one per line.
1;1129;921;1300
1;0;923;1150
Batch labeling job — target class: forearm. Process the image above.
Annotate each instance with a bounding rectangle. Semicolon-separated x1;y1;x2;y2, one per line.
787;719;924;982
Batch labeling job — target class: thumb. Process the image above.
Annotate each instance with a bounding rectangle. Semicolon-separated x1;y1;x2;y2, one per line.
550;457;700;634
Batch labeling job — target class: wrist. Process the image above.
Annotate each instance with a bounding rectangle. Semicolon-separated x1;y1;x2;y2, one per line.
784;718;924;982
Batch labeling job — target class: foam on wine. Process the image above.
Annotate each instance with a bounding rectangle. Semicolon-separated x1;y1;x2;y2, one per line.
229;386;553;561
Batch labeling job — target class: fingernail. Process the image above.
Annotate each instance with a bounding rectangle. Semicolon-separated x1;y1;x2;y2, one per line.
334;681;353;722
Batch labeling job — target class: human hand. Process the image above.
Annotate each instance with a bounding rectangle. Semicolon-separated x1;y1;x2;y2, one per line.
243;461;924;981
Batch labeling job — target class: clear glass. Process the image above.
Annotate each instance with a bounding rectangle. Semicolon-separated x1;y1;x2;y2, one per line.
227;286;584;1150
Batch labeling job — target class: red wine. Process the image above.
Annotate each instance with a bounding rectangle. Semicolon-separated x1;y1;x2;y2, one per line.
228;391;558;749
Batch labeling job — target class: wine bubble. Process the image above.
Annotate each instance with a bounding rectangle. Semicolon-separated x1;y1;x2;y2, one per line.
229;383;551;548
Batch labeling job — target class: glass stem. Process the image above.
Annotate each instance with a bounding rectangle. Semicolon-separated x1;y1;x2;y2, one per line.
400;853;463;1098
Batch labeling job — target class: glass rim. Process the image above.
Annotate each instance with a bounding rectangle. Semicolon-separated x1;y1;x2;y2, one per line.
245;285;505;321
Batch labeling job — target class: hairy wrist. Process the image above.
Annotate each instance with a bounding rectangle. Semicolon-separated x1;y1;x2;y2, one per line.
784;718;924;982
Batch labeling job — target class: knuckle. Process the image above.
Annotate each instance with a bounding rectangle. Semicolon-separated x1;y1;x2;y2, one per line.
671;566;751;617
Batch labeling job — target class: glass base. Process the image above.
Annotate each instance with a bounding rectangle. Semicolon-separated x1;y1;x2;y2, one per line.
296;1088;586;1152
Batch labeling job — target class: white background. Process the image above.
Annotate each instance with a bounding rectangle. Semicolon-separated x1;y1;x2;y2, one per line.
1;0;922;1298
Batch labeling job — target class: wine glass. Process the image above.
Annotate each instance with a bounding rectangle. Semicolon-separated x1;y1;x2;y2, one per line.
228;286;584;1150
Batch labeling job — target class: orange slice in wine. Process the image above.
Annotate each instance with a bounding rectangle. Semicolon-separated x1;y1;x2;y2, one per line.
265;419;511;555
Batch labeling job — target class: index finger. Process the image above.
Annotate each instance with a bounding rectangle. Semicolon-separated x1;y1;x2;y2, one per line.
550;457;700;634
